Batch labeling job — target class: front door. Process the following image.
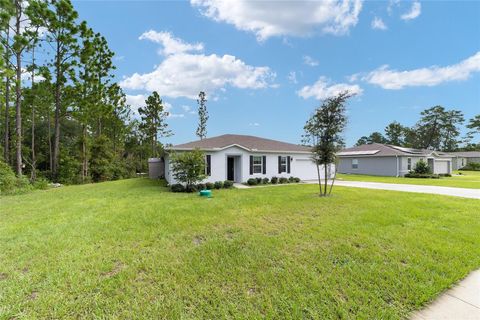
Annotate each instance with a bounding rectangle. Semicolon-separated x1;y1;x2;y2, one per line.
227;157;234;181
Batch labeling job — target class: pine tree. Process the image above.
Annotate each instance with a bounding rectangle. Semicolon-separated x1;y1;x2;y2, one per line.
196;91;208;140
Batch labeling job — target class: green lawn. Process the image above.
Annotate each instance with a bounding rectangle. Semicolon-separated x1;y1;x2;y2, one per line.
1;179;479;319
337;171;480;189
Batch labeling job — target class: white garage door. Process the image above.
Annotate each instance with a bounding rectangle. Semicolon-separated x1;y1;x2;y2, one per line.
294;159;334;180
434;160;449;174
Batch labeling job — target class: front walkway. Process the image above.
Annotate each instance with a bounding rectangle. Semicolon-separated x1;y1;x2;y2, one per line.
304;180;480;199
411;270;480;319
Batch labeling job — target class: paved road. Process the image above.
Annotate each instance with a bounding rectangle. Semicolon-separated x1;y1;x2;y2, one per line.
303;180;480;199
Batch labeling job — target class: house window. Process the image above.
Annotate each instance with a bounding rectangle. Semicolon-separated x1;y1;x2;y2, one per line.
352;159;358;169
279;156;287;173
407;157;412;171
253;156;263;174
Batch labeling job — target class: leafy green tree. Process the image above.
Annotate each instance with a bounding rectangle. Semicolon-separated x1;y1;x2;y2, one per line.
355;131;387;146
467;114;480;135
441;109;464;151
196;91;208;140
303;91;351;196
30;0;80;181
89;134;114;182
170;149;206;191
138;91;171;157
413;159;430;174
355;136;369;146
385;121;406;146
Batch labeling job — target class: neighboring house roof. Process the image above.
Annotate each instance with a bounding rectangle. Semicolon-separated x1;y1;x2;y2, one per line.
337;143;449;157
168;134;312;153
449;151;480;158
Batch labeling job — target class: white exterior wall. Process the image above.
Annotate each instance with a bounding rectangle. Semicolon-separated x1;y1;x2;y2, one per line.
165;146;332;184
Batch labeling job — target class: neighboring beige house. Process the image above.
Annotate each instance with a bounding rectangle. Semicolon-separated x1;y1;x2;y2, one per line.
337;143;453;177
161;134;334;184
449;151;480;170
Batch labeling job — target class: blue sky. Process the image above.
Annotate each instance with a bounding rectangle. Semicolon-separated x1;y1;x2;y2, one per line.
74;0;480;147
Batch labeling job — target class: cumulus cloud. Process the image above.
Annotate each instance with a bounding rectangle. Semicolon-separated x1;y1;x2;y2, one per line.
371;17;387;30
297;77;363;100
121;31;275;99
363;51;480;89
139;30;204;55
401;1;421;20
191;0;363;40
303;55;319;67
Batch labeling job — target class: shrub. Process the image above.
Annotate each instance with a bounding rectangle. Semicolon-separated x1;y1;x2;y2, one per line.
223;180;233;188
439;173;452;177
170;183;185;192
0;160;17;194
460;162;480;171
170;149;206;190
288;176;295;183
214;181;224;189
405;173;440;179
256;177;262;184
247;178;258;185
185;184;198;193
262;177;269;184
294;177;301;183
279;177;288;184
205;182;214;190
197;183;206;191
412;159;431;174
33;178;50;190
270;176;278;184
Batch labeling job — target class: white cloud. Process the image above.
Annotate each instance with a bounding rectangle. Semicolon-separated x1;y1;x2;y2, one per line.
303;55;319;67
401;1;421;20
249;122;260;127
363;51;480;89
298;77;363;100
181;105;196;114
126;94;174;117
287;71;298;84
371;17;387;30
121;31;275;99
191;0;363;40
139;30;204;56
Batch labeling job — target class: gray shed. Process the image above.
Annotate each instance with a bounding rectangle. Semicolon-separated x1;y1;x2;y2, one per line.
148;158;165;179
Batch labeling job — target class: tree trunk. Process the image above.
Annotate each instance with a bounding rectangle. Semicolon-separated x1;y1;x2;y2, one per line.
81;125;87;182
4;28;10;164
324;163;328;196
47;110;52;172
328;164;338;195
30;48;36;182
52;45;61;181
316;162;322;196
15;11;22;176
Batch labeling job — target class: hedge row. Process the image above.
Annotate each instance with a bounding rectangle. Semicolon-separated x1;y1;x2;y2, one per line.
170;180;234;193
404;173;440;179
247;176;301;186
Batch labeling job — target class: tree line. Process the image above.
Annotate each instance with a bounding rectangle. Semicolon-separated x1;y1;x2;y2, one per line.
0;0;213;186
355;106;480;151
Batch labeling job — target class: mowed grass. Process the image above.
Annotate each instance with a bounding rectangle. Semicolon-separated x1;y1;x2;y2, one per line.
337;171;480;189
1;179;479;319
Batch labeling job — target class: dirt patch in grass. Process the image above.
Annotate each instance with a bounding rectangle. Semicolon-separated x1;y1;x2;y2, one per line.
0;273;8;280
192;235;205;246
101;261;124;278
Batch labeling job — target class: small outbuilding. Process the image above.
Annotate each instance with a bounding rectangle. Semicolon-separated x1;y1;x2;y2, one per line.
337;143;453;177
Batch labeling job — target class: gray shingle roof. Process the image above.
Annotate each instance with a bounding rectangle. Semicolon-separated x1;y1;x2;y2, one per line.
337;143;437;157
449;151;480;158
169;134;312;153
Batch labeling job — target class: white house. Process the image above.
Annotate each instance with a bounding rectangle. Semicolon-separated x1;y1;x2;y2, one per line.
163;134;333;184
337;143;453;176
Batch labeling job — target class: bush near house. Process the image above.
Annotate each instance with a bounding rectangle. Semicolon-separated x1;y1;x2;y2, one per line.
404;173;440;179
247;178;258;186
223;180;234;188
279;177;288;184
262;177;269;184
412;159;431;174
271;176;278;184
214;181;224;189
460;162;480;171
205;182;215;190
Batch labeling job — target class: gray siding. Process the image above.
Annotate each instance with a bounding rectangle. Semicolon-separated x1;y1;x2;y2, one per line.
467;157;480;164
338;156;398;176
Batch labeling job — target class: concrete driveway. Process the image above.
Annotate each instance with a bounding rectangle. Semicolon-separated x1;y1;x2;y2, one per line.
304;180;480;199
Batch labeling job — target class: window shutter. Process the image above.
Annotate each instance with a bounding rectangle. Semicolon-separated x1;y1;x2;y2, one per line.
262;156;266;174
278;156;281;174
287;156;291;173
206;155;211;176
249;155;253;175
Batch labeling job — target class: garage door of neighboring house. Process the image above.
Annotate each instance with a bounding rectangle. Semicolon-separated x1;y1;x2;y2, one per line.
433;160;449;174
